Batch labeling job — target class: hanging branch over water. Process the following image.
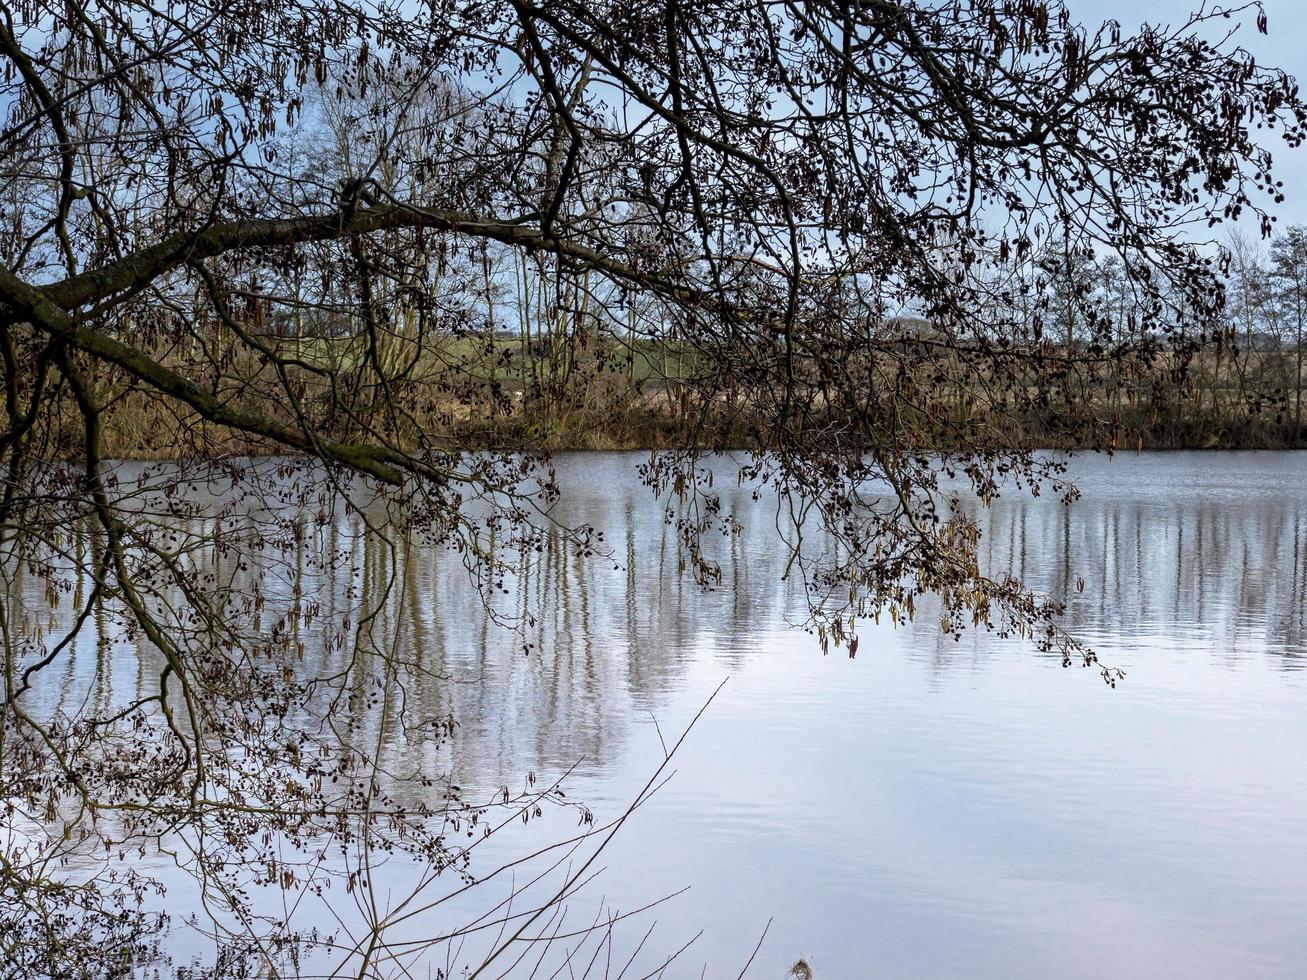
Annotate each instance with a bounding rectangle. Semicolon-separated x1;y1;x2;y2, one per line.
0;0;1303;973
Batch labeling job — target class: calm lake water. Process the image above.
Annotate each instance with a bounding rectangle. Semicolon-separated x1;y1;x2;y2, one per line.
15;451;1307;977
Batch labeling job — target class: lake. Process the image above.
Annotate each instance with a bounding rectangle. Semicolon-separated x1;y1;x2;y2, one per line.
10;450;1307;978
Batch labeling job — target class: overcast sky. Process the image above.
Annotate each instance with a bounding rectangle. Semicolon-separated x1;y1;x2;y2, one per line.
1078;0;1307;240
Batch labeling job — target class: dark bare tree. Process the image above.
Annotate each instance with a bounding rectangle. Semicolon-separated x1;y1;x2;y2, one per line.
1;0;1304;974
1270;224;1307;433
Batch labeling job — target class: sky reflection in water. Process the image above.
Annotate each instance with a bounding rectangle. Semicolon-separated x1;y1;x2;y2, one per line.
18;450;1307;978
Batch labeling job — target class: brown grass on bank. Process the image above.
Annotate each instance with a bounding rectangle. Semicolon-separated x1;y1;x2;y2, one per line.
29;334;1307;461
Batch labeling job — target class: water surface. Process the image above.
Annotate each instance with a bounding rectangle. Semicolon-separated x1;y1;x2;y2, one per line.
16;451;1307;978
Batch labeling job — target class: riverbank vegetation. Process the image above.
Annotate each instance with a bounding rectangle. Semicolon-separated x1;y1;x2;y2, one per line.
3;0;1305;975
56;326;1307;458
35;221;1307;461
